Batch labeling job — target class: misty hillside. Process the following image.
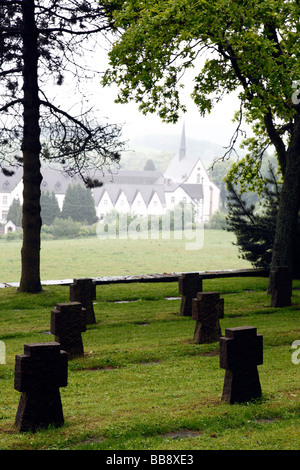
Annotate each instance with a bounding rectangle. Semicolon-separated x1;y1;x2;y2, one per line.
119;134;226;172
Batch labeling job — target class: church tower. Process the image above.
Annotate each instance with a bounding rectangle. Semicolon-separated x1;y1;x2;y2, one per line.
179;122;186;160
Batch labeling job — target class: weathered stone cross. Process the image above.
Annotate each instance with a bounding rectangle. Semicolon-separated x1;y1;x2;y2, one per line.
178;273;203;316
14;342;68;432
51;302;86;359
70;278;96;324
219;326;263;403
192;292;224;343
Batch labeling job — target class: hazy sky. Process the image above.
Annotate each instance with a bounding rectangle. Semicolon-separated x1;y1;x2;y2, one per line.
96;82;243;146
51;42;249;152
93;49;250;152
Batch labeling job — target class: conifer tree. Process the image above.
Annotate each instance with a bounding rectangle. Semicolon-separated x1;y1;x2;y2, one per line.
226;168;300;278
61;184;97;225
40;191;60;226
7;198;22;226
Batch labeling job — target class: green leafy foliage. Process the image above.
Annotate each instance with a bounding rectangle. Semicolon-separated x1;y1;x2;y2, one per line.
101;0;300;280
102;0;300;174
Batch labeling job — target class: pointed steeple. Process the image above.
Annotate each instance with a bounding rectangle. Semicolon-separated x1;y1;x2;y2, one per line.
179;122;186;160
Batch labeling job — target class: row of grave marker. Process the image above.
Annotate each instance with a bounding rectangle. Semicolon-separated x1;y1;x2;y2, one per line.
179;266;292;315
14;278;95;432
13;266;291;432
179;273;263;404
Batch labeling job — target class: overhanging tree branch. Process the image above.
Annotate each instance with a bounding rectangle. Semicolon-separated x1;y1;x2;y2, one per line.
100;0;300;301
0;98;23;112
0;0;124;292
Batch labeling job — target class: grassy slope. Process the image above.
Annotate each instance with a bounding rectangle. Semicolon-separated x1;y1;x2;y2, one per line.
0;277;299;450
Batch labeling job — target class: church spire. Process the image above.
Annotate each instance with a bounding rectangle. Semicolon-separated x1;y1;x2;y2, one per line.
179;122;186;160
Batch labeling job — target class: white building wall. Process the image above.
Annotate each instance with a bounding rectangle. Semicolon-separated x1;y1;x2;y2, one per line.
184;159;207;185
199;181;220;221
96;191;114;218
130;191;148;216
55;194;65;211
165;186;193;209
0;179;23;223
11;180;23;203
0;193;10;223
114;191;131;214
183;158;220;221
147;192;165;215
210;182;221;215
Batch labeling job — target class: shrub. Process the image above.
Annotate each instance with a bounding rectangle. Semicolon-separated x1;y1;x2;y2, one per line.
206;210;228;230
49;217;81;239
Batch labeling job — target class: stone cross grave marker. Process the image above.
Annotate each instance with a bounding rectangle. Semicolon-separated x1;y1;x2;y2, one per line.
270;266;292;308
14;342;68;432
219;326;263;403
51;302;87;359
70;278;96;324
178;273;203;316
192;292;224;344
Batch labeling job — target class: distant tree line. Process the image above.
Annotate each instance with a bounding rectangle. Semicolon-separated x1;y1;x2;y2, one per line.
7;183;97;227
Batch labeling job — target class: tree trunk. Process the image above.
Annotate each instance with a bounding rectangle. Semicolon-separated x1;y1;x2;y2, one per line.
268;114;300;295
19;0;42;293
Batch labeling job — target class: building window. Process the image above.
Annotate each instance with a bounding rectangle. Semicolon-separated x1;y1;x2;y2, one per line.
104;199;108;205
2;210;8;221
2;195;8;205
171;197;175;204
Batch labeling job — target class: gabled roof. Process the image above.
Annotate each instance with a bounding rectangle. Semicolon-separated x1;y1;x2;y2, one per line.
181;184;204;201
0;166;84;195
163;181;181;192
164;154;200;183
40;168;83;194
94;183;166;207
89;169;163;186
132;185;165;206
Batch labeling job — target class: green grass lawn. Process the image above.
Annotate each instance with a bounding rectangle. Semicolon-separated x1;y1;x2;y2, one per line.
0;276;299;450
0;229;251;284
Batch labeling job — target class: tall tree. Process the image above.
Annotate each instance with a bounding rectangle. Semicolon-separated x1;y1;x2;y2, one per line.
61;183;97;224
41;191;60;225
102;0;300;299
0;0;124;292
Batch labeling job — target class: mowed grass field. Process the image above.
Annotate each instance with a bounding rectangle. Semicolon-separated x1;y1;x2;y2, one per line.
0;229;251;284
0;229;299;451
0;277;299;450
